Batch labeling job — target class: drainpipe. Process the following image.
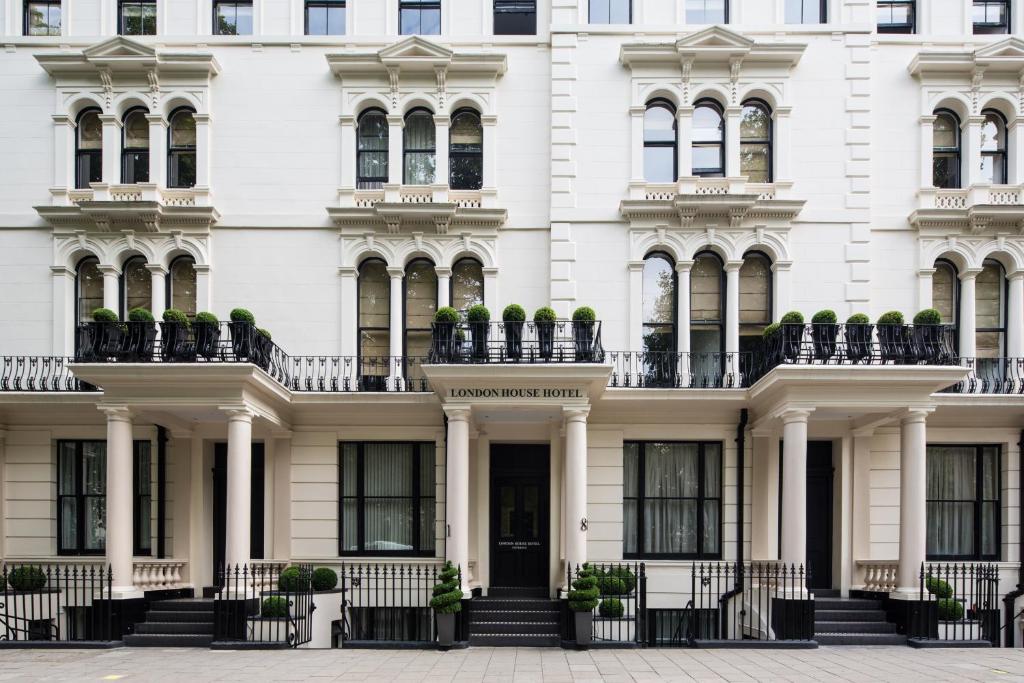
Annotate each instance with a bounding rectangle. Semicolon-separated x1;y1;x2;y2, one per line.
156;425;167;559
736;409;748;567
1002;429;1024;647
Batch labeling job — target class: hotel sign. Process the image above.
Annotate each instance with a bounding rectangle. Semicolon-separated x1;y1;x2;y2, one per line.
447;387;584;399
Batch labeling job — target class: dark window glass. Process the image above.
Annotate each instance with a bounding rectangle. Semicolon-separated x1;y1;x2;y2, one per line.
927;445;1000;560
691;252;724;374
933;110;961;189
785;0;825;23
306;0;345;35
589;0;630;23
357;109;388;189
169;256;198;318
449;109;483;190
168;108;197;189
494;0;536;34
624;441;722;559
644;100;676;183
24;0;61;35
359;259;390;381
214;0;253;35
740;100;772;183
932;260;958;327
877;0;915;33
976;260;1006;359
685;0;727;23
643;252;676;358
122;108;150;184
980;109;1008;186
119;0;156;35
692;100;725;178
339;442;436;556
76;257;103;324
134;441;152;556
122;257;151;318
404;109;436;185
400;0;441;35
75;109;103;190
974;0;1009;34
404;260;436;379
451;258;484;313
58;440;106;555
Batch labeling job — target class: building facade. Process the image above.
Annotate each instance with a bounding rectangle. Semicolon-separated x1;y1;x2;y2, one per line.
0;0;1023;647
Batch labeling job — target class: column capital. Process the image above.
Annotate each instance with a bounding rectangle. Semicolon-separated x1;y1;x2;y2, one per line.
100;405;133;422
50;265;75;277
52;114;74;126
780;407;813;424
676;105;695;117
433;114;451;126
771;260;793;273
144;114;167;127
901;407;933;425
338;114;356;126
773;106;793;118
386;114;405;128
917;267;936;278
221;406;254;423
482;266;499;276
627;260;646;272
97;114;122;128
434;266;452;278
1008;269;1024;282
919;114;937;125
97;264;121;276
480;114;498;126
959;267;983;281
338;265;357;277
629;105;646;117
444;406;472;422
145;262;168;276
675;260;695;274
386;266;405;279
563;406;590;423
192;113;213;125
724;260;744;273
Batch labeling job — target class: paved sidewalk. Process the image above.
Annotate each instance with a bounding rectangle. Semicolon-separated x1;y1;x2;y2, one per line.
1;646;1024;682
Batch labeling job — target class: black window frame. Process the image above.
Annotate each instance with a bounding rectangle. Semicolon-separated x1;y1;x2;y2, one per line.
450;257;485;312
974;0;1010;34
24;0;61;35
692;99;725;179
642;250;678;358
449;108;483;191
644;98;677;184
403;107;436;185
167;107;197;189
213;0;253;35
684;0;728;24
402;257;438;374
399;0;441;36
691;250;727;357
118;0;157;36
981;108;1009;186
57;440;106;556
623;440;723;560
133;440;152;556
304;0;345;35
75;255;103;328
493;0;536;34
740;98;773;184
121;107;150;185
75;108;103;190
933;108;962;190
357;257;391;377
357;108;389;189
926;444;1001;561
785;0;827;24
588;0;631;24
876;0;915;33
976;258;1008;358
338;441;437;557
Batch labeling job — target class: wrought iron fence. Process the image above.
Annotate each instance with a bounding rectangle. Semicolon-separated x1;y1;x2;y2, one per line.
213;563;314;648
941;357;1024;394
912;562;1000;645
340;562;456;643
0;562;113;642
607;352;750;389
562;562;646;645
429;320;604;364
1;357;97;392
286;356;431;392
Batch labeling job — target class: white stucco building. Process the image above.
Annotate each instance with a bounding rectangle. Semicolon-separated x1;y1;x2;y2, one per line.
0;0;1022;649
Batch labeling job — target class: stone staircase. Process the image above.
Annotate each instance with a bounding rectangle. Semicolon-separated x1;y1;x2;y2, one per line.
467;587;561;647
123;598;215;647
812;590;906;646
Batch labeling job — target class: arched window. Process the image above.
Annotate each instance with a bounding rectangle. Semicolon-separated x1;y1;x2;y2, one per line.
932;259;959;328
451;258;484;312
449;109;483;190
690;252;724;355
933;109;961;189
739;253;772;352
121;257;151;318
358;259;390;362
167;108;197;189
403;109;436;185
404;259;438;372
76;109;103;189
980;109;1008;185
976;259;1006;358
121;108;149;184
642;252;676;356
357;109;388;189
169;256;197;317
76;257;104;324
740;100;772;183
644;100;677;183
692;100;725;178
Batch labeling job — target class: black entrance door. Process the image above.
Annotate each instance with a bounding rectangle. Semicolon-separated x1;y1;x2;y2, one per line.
806;442;834;590
213;443;265;582
490;445;549;588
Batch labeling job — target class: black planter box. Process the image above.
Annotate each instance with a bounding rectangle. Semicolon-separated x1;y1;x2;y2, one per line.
811;323;838;361
770;597;814;641
468;322;489;361
229;321;256;361
431;323;457;361
573;321;595;362
503;321;524;360
781;324;804;361
194;322;221;360
536;322;555;361
160;321;192;362
844;323;874;362
877;324;912;363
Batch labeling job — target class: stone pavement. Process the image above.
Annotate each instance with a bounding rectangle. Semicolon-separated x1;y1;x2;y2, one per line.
1;646;1024;682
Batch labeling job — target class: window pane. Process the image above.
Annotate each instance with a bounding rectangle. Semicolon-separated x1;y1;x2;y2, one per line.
693;105;723;142
170;258;198;317
61;498;78;551
27;2;61;35
645;443;699;497
78;112;102;150
420;497;435;551
624;443;639;497
927;501;973;557
932;263;957;324
786;0;822;23
982;447;999;499
342;443;358;497
170;112;197;148
704;443;721;495
83;442;106;495
359;260;389;329
933;154;958;189
644;104;675;143
703;500;720;554
741;143;770;183
643;499;696;554
364;443;413;496
693;146;723;174
740;105;769;141
691;256;722;322
739;256;770;326
364;499;413;551
982;501;998;556
685;0;726;23
624;498;638;554
85;497;106;551
451;259;484;312
933;114;958;149
123;111;149;149
419;444;436;497
643;254;675;326
927;446;976;500
404;112;436;184
341;498;358;551
307;5;327;34
405;261;437;335
644;147;675;183
124;259;152;314
980;113;1005;152
78;259;104;322
59;443;77;495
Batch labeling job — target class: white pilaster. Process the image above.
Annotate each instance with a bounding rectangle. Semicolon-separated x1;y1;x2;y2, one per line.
339;114;356;190
52;115;74;195
481;115;497;190
445;407;471;590
772;261;792;319
51;265;75;355
629;106;644;181
193;114;212;192
146;264;167;320
677;260;693;382
434;115;450;187
224;408;253;568
98;115;121;186
146;114;167;188
103;406;136;593
387;267;404;362
750;429;779;561
563;407;589;565
483;267;499;316
780;409;811;567
917;268;934;312
628;261;644;353
851;429;874;576
959;268;980;359
965;115;984;187
387;115;404;185
1008;271;1024;358
725;106;742;178
1010;120;1024;185
99;264;120;314
194;264;212;315
436;266;452;309
339;266;358;357
677;106;694;179
188;433;211;586
774;107;792;182
725;261;741;371
920;115;936;188
897;410;929;594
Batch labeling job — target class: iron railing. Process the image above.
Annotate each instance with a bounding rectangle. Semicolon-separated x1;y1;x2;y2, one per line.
607;352;750;389
286;356;431;393
562;562;646;645
429;320;604;364
0;562;113;642
942;357;1024;394
213;563;314;648
912;562;1000;645
1;357;97;392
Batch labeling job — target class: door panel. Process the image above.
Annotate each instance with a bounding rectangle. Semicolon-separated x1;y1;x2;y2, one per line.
490;445;549;588
806;442;834;590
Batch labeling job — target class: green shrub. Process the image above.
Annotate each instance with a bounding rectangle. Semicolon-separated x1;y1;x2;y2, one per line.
598;598;624;619
128;307;154;323
429;561;463;614
877;311;904;325
257;328;272;340
780;311;805;325
278;566;310;593
92;308;119;323
311;567;338;592
601;566;637;594
572;306;596;322
502;304;526;322
261;596;289;618
162;308;189;325
466;305;490;323
762;322;781;338
8;566;46;592
937;598;965;621
913;308;942;325
195;311;219;325
597;577;627;596
811;309;837;325
568;563;600;612
533;306;557;323
434;307;461;324
925;576;953;599
846;313;870;325
229;308;255;324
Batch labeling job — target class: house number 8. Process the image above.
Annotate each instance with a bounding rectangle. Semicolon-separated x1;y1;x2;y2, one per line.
580;517;588;531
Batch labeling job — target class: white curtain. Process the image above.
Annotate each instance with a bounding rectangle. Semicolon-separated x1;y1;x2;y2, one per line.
927;446;976;557
644;443;699;555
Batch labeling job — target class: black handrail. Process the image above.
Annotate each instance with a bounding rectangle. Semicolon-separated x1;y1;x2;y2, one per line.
0;562;113;642
0;357;96;392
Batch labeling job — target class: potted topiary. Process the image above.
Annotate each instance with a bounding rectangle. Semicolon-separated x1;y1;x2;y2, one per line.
429;561;462;649
844;313;873;362
877;311;909;363
811;310;838;361
598;598;624;619
502;304;526;361
229;308;256;361
597;566;636;596
261;596;289;618
572;306;597;362
912;308;945;363
91;308;125;360
255;328;273;371
466;305;491;361
534;307;558;361
193;311;221;360
8;566;47;592
569;563;599;649
126;307;158;361
780;311;806;361
432;307;461;362
160;308;192;362
311;567;338;592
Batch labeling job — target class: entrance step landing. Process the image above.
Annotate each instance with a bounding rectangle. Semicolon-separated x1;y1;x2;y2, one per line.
123;598;215;648
468;589;560;647
812;593;906;646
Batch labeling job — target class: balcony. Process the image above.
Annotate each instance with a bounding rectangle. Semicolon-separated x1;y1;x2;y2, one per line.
329;185;506;234
608;351;750;389
1;356;96;392
621;178;804;229
427;320;604;364
940;357;1024;394
37;185;219;232
911;185;1024;232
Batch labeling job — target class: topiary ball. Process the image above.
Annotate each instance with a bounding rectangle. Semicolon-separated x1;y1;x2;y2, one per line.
846;313;870;325
762;322;781;338
572;306;596;322
913;308;942;325
162;308;189;325
877;310;905;325
502;304;526;323
925;576;953;599
598;598;624;618
278;566;310;593
311;567;338;592
811;309;837;325
8;566;47;592
194;311;218;325
780;311;805;325
230;308;256;324
936;598;964;621
261;596;289;618
466;304;491;323
92;308;119;323
257;328;272;340
434;306;461;324
128;307;155;323
534;306;557;323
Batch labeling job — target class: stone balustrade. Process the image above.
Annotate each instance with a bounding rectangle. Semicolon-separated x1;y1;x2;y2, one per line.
857;560;899;593
132;559;187;590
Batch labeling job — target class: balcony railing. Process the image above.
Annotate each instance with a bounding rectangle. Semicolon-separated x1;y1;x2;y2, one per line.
941;357;1024;394
429;320;604;364
608;351;750;389
1;356;97;392
286;356;430;393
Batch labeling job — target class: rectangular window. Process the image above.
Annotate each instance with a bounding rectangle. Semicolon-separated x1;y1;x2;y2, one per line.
685;0;727;23
214;0;253;35
926;445;1000;560
58;441;106;555
974;0;1010;34
24;0;61;35
624;441;721;559
877;0;914;33
306;0;345;35
119;0;156;35
339;442;436;556
589;0;631;24
134;441;152;556
400;0;441;35
494;0;536;35
785;0;825;24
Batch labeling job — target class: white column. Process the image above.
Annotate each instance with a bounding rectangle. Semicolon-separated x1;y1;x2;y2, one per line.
780;409;811;567
434;115;450;188
772;262;792;320
677;261;693;382
146;264;167;320
725;261;741;373
146;114;167;188
774;107;792;182
628;261;644;353
677;106;694;179
52;115;74;198
387;267;404;362
99;265;120;314
436;266;451;309
1009;272;1024;358
224;409;253;568
483;267;499;316
188;433;211;587
98;115;121;186
193;114;212;193
750;430;779;561
564;408;589;566
194;264;212;315
272;437;292;561
897;410;929;594
481;115;497;191
52;266;75;355
1010;120;1024;186
387;115;404;185
965;115;984;188
103;407;135;593
339;114;356;190
629;106;645;182
959;269;980;359
445;407;471;590
851;429;874;577
917;268;934;312
920;115;936;188
339;266;358;357
725;106;742;178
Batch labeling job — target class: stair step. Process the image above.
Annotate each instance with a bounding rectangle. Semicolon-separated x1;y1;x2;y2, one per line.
470;621;559;635
811;589;841;598
123;633;214;648
816;621;897;634
135;622;215;635
470;599;559;611
468;634;560;647
487;587;549;599
144;610;216;622
815;633;908;646
470;610;559;622
814;598;881;610
149;599;215;612
815;609;887;622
